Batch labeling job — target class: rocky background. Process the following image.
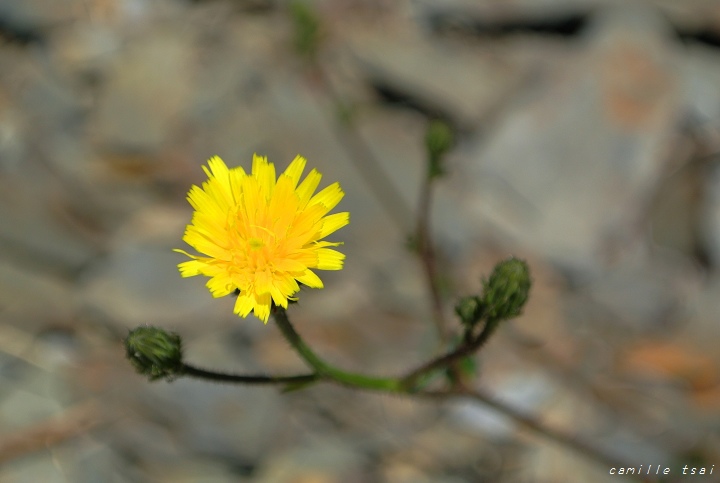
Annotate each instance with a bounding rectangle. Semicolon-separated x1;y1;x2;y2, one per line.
1;0;720;482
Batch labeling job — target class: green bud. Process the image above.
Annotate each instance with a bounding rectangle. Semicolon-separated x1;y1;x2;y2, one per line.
125;326;184;381
425;120;454;178
481;257;531;321
405;234;420;253
336;100;355;126
289;1;321;59
454;295;485;328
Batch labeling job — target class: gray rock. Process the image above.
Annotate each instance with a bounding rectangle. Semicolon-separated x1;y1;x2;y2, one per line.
681;44;720;128
346;25;525;130
686;273;720;351
700;162;720;268
80;240;215;328
50;23;121;82
0;454;66;483
0;0;83;31
576;252;690;330
149;459;245;483
254;436;367;483
54;437;141;483
449;372;555;439
0;260;77;325
0;102;25;172
0;387;65;431
459;6;682;272
93;26;194;152
0;194;98;277
143;378;285;463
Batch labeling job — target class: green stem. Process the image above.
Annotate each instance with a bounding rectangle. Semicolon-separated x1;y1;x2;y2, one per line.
181;363;319;386
271;307;402;392
401;317;501;391
416;161;448;344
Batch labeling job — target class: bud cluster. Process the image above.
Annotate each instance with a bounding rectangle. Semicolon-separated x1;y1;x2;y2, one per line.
481;257;531;321
455;257;531;330
455;295;485;329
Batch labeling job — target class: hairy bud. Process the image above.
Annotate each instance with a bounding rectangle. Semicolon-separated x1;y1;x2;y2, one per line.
455;295;485;329
125;326;183;381
481;257;531;320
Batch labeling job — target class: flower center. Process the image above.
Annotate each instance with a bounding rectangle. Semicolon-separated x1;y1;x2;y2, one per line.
248;237;265;250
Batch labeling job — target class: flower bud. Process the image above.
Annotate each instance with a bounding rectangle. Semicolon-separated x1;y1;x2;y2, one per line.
425;120;454;178
290;1;321;59
455;295;485;328
125;326;183;381
481;257;531;320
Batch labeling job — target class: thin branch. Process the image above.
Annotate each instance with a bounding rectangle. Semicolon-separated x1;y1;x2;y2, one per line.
307;65;415;234
416;166;449;343
173;307;651;479
401;318;500;390
504;331;697;459
181;363;319;386
307;62;448;341
419;386;656;483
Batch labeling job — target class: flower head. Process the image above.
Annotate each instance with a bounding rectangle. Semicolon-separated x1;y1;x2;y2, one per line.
175;154;349;323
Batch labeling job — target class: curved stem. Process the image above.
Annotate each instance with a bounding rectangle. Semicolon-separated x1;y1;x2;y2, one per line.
271;307;402;392
181;363;319;386
416;162;448;344
401;317;501;390
172;314;639;476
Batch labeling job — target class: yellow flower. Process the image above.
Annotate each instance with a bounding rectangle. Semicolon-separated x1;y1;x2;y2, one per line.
175;154;349;323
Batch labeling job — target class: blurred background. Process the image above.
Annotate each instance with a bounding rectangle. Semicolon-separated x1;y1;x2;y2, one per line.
0;0;719;481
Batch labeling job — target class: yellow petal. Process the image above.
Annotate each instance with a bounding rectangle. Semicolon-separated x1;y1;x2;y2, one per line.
272;258;307;272
183;227;231;260
296;168;322;208
234;293;255;317
311;240;343;248
239;175;261;227
199;157;235;209
174;248;198;259
187;185;226;219
269;175;300;235
254;270;273;295
296;269;324;288
308;182;344;213
208;156;234;201
252;153;276;199
206;276;235;297
177;259;204;277
317;212;349;239
316;248;345;270
283;155;307;188
269;284;288;308
229;165;247;201
275;273;300;296
254;292;272;323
